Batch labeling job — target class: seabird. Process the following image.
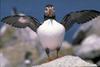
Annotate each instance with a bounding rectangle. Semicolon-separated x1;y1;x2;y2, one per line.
1;4;100;59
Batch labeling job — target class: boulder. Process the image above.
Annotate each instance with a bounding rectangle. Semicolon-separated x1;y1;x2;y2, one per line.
72;16;100;45
59;41;73;56
0;52;10;67
0;24;43;66
33;56;97;67
75;34;100;59
97;61;100;66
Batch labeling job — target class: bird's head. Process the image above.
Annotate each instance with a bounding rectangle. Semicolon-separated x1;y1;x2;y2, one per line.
44;4;55;18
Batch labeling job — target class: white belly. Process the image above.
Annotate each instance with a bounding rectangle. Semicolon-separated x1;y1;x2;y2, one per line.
37;19;65;50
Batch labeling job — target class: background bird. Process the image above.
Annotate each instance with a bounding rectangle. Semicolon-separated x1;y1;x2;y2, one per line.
1;4;100;60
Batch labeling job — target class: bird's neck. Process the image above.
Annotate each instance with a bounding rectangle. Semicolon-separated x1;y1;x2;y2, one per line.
44;15;56;21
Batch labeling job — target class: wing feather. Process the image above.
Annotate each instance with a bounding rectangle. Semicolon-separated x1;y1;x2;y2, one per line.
61;10;100;31
1;15;41;32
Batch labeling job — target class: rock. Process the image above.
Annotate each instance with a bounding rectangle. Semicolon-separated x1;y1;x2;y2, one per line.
0;24;8;37
72;16;100;66
59;41;73;56
32;56;97;67
75;34;100;59
0;24;44;66
97;61;100;66
61;41;72;49
0;52;10;67
74;34;100;66
72;16;100;45
0;24;41;48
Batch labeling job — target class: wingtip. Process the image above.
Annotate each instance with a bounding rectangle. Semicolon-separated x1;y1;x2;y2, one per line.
1;17;5;22
91;10;100;14
1;16;8;23
1;16;12;23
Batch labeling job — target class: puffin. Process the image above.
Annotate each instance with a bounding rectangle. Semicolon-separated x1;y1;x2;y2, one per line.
1;4;100;58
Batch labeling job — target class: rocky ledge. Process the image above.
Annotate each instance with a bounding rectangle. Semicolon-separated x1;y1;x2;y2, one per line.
32;55;97;67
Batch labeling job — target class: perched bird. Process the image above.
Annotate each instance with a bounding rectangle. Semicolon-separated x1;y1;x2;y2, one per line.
1;4;100;59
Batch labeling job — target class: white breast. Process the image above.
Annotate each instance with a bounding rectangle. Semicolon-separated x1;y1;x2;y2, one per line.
37;19;65;50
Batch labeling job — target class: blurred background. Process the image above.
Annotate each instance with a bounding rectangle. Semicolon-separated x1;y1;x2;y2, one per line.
0;0;100;67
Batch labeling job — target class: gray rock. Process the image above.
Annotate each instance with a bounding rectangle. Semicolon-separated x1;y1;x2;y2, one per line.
61;41;72;49
75;34;100;59
0;52;10;67
72;16;100;44
0;24;8;37
0;24;44;66
32;56;97;67
97;61;100;66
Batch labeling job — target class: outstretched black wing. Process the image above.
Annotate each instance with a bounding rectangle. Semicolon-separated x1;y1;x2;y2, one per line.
1;15;41;32
61;10;100;31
